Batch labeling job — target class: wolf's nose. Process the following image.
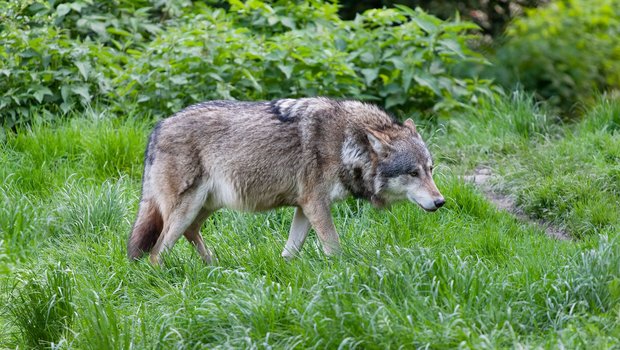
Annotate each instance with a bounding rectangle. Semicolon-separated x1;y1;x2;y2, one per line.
434;198;446;208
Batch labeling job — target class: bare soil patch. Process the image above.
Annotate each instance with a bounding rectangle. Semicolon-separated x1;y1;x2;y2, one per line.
463;167;571;240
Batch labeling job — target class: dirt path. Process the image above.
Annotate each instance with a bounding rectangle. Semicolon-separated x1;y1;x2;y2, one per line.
463;167;571;240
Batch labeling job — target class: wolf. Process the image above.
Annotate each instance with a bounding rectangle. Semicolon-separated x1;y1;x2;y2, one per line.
128;97;445;264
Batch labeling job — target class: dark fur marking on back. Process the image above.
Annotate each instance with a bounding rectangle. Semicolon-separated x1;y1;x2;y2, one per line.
269;99;297;123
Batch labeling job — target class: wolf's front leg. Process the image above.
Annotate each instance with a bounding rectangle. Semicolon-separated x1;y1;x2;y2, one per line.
301;200;342;256
282;207;311;260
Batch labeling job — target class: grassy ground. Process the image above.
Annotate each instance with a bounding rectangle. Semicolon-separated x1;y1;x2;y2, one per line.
1;94;619;349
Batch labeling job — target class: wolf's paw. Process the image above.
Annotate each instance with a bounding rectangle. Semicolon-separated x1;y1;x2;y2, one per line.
323;244;342;257
201;249;217;265
281;249;298;261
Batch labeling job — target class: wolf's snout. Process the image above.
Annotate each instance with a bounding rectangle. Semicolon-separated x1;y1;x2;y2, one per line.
434;198;445;208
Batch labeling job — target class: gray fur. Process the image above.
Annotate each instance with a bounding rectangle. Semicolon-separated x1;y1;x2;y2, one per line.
128;97;444;264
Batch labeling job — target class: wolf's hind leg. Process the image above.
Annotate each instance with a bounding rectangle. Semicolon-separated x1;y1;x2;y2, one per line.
301;200;341;257
184;208;215;264
149;191;206;265
282;207;311;260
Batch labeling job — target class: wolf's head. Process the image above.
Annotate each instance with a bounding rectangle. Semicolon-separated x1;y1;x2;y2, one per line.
361;119;444;211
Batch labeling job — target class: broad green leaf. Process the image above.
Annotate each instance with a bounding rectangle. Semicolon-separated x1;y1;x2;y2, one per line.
439;39;465;58
278;64;293;79
442;21;480;32
414;73;441;96
19;49;39;58
410;17;437;34
60;101;72;114
89;22;107;38
71;85;91;103
75;61;91;80
360;52;374;63
56;4;71;17
267;16;278;26
107;28;132;37
361;68;378;85
385;94;407;109
208;73;224;82
143;24;162;35
31;86;53;103
379;74;390;85
242;69;262;92
402;67;414;92
280;17;295;29
68;2;87;12
388;56;406;70
170;75;188;85
334;38;347;51
393;4;417;17
61;85;71;103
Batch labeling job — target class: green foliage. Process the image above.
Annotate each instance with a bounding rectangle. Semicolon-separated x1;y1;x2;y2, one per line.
117;2;495;117
1;95;620;348
494;0;620;113
339;0;550;37
0;0;495;124
50;0;169;44
0;0;195;126
0;18;106;125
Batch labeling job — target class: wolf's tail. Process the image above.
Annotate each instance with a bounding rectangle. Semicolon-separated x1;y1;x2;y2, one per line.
128;198;163;260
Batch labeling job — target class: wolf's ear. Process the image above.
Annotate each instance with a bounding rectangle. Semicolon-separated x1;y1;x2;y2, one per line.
367;132;388;155
404;118;417;133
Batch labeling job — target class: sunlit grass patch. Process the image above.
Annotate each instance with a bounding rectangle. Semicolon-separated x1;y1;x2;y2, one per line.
500;97;620;238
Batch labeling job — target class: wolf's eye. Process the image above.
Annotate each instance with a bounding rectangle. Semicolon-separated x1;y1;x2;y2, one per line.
409;171;419;177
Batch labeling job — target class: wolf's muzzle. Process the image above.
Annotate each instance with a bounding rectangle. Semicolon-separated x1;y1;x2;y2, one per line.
434;198;446;208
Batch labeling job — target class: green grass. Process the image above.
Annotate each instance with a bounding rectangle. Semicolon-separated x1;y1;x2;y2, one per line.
1;95;619;349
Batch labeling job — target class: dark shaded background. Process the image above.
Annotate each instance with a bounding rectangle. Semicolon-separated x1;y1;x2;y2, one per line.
339;0;549;37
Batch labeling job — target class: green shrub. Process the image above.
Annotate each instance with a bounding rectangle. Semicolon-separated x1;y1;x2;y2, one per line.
493;0;620;113
1;0;495;124
0;1;122;126
117;2;495;117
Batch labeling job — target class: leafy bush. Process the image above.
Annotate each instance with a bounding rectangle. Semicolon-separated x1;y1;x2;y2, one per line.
0;1;117;126
116;2;496;117
0;0;495;124
493;0;620;113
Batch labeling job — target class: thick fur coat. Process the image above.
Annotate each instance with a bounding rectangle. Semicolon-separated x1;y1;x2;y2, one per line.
128;98;444;264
